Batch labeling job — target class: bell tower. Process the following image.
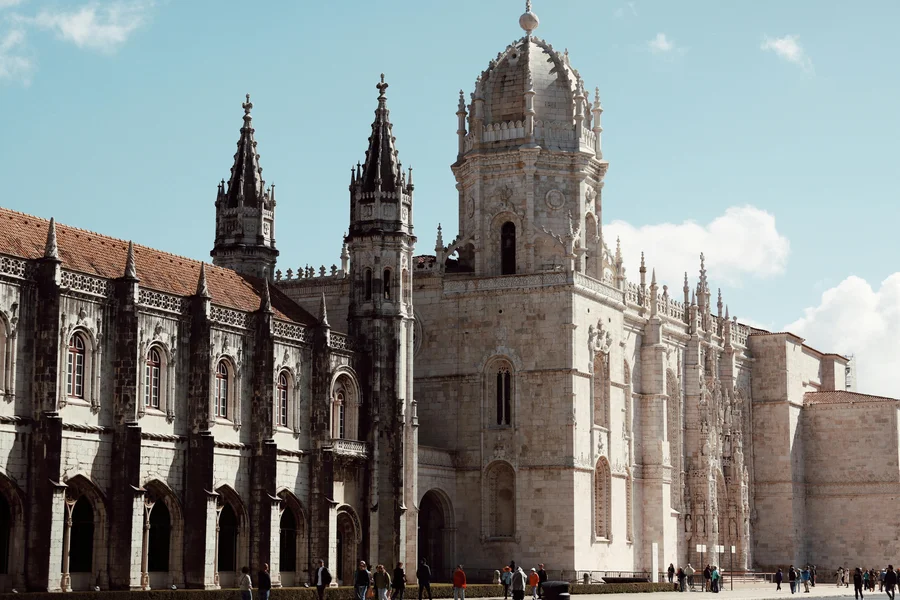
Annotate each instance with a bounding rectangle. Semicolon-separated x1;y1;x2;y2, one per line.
211;95;279;279
346;75;418;568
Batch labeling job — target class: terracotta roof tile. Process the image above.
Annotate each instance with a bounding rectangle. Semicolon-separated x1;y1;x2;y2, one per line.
804;390;898;406
0;207;316;325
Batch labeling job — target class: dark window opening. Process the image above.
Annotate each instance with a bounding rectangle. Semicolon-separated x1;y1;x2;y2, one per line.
279;509;297;572
69;497;94;573
383;269;392;300
501;222;516;275
217;504;238;572
496;368;511;426
364;269;372;300
0;495;10;574
147;500;171;572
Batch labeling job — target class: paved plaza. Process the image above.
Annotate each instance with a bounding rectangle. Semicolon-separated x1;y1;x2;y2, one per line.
571;582;883;600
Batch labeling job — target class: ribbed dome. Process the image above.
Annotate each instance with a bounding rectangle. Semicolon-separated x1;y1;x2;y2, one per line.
474;36;581;128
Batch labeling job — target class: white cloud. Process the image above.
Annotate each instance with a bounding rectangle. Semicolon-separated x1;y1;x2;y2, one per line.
761;34;812;71
648;33;676;54
604;205;790;291
0;28;33;84
785;274;900;397
0;0;26;9
614;2;637;18
29;1;153;53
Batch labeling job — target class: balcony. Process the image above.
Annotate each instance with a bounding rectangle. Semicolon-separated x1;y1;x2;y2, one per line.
324;438;369;460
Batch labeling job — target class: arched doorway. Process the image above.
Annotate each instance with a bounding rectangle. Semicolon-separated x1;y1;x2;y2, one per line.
218;504;238;585
147;501;171;573
501;222;516;275
279;509;297;585
0;495;9;576
418;490;453;582
336;511;358;586
68;496;94;590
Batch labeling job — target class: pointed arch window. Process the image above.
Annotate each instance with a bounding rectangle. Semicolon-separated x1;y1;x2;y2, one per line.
66;334;86;399
383;269;392;300
335;392;346;439
331;375;358;441
496;367;511;426
486;462;516;538
145;348;162;409
364;269;373;301
501;222;516;275
215;361;230;419
594;458;611;540
277;372;289;428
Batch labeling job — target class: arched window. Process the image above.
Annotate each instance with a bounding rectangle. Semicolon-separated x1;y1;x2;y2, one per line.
334;392;346;439
496;366;511;426
66;334;86;399
215;361;230;419
383;269;392;300
331;375;358;440
501;221;516;275
145;348;162;409
279;508;297;573
593;353;610;428
147;500;171;572
487;462;515;538
217;504;238;573
69;497;94;573
277;372;289;428
594;458;611;540
0;494;9;574
364;269;372;301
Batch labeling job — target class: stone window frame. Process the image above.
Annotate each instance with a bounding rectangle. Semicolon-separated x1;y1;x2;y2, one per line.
488;212;523;277
383;267;393;300
484;356;516;430
364;269;373;301
593;456;612;542
0;311;15;403
482;460;517;541
274;368;300;433
330;369;361;441
59;326;100;412
66;333;86;399
138;343;175;422
211;356;241;427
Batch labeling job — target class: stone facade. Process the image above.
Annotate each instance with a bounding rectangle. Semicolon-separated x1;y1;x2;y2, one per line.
0;2;896;594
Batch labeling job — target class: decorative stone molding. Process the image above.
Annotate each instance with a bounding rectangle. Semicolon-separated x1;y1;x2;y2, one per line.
209;305;248;330
444;271;566;294
60;270;110;297
545;189;566;210
138;289;186;314
0;255;31;280
273;320;311;344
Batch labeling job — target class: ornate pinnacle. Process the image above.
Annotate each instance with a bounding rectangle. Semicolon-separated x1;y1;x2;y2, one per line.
242;94;253;119
526;0;532;11
377;73;389;98
640;251;646;273
44;217;59;260
725;305;730;320
458;90;466;111
435;223;444;249
651;268;657;287
318;292;330;327
683;272;689;292
124;241;138;280
260;278;273;313
196;263;211;298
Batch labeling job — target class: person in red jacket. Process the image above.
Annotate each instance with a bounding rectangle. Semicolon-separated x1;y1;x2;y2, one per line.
453;565;467;600
528;568;540;600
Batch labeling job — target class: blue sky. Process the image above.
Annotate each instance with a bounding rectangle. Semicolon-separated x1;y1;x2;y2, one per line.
2;0;900;394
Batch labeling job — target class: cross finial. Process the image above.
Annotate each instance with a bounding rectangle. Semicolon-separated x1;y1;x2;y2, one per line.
242;94;253;117
526;0;532;12
377;74;389;98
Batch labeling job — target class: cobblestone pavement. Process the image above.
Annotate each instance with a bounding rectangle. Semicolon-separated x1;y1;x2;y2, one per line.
567;582;887;600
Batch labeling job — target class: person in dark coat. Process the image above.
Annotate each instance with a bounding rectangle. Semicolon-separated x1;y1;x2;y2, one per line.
789;565;797;594
315;559;333;600
257;564;272;600
393;562;408;600
884;565;897;600
775;568;783;591
354;561;372;600
417;558;432;600
854;567;865;600
704;566;712;592
537;564;547;599
668;564;676;584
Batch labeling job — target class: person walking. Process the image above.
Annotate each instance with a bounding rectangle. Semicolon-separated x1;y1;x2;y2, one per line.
239;566;253;600
501;567;513;600
355;561;372;600
802;566;811;593
776;568;783;591
393;563;407;600
537;564;547;599
677;567;686;592
416;559;432;600
511;567;527;600
884;565;897;600
839;568;846;588
257;564;272;600
704;565;712;592
669;564;676;584
881;569;887;592
811;565;817;587
789;565;797;594
373;564;392;600
453;565;467;600
316;559;333;600
528;568;540;600
685;564;696;592
711;566;720;593
855;567;865;600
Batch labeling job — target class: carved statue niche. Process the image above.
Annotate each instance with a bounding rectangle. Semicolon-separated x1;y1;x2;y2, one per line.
587;320;612;357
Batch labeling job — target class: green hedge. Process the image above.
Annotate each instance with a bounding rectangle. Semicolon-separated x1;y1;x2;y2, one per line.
0;582;675;600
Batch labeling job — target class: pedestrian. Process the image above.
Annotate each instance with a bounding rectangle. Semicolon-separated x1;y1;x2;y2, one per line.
239;566;253;600
685;564;696;592
528;569;540;600
884;565;897;600
776;568;783;591
677;568;686;592
453;565;467;600
802;566;810;593
501;567;513;600
881;569;887;592
811;565;816;587
537;564;547;599
416;559;432;600
511;567;527;600
711;566;720;593
393;562;407;600
315;559;333;600
855;567;865;600
257;564;272;600
789;565;797;594
669;564;676;584
865;570;871;593
355;561;372;600
704;565;712;592
839;568;845;588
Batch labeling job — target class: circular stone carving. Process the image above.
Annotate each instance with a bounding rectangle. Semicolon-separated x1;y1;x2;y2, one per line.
546;190;566;210
467;197;475;218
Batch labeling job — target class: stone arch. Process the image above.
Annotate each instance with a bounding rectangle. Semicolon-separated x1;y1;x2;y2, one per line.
330;369;361;440
62;473;108;591
335;504;361;586
143;479;184;588
277;489;308;586
483;460;516;539
214;485;248;588
0;473;24;589
594;457;611;540
484;356;515;428
489;212;523;276
417;488;455;580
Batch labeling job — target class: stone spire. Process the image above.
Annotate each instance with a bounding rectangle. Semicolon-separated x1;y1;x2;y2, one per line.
44;217;59;260
318;292;330;328
196;263;211;298
222;94;268;208
260;278;273;313
123;241;138;280
358;74;403;195
435;223;444;251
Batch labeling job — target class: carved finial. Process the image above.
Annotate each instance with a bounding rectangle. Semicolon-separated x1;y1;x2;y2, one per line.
319;292;330;327
260;278;273;313
196;263;211;298
526;0;531;10
640;251;646;273
44;217;59;260
684;271;689;291
436;223;444;248
242;94;253;117
725;305;730;320
519;0;539;34
651;268;657;287
377;74;389;98
691;290;696;306
124;241;138;280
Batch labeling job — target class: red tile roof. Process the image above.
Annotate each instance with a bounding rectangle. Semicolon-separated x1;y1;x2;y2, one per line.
804;390;898;406
0;207;316;325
